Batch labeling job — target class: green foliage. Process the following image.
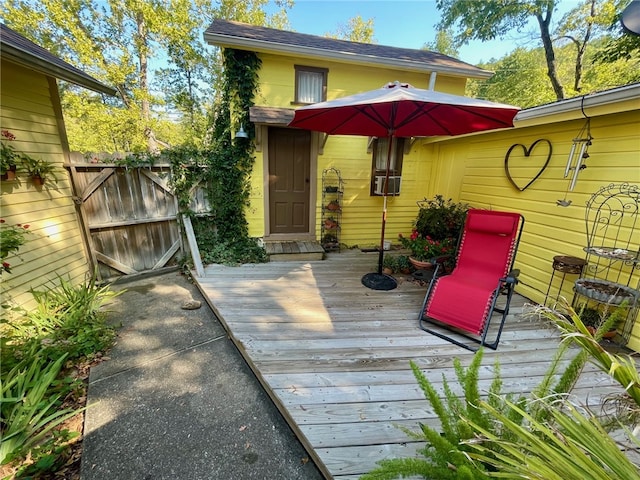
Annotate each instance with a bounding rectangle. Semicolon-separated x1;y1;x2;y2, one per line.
414;195;469;242
465;398;640;480
362;303;640;479
469;37;640;107
2;0;292;152
20;154;59;183
0;275;120;473
1;130;21;173
325;15;376;42
362;351;515;479
0;348;82;466
205;48;262;243
2;275;120;368
382;255;397;272
0;220;31;274
192;217;267;265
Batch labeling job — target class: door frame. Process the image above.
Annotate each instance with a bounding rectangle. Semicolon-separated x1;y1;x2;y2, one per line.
262;126;319;240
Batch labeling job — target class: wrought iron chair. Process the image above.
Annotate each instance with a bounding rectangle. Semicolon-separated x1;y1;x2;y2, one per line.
419;209;525;351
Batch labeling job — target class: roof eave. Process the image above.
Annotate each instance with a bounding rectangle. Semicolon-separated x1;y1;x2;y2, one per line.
204;32;493;81
515;83;640;124
2;44;117;96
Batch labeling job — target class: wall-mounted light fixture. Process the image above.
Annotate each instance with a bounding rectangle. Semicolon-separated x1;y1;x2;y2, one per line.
235;124;249;139
557;98;593;206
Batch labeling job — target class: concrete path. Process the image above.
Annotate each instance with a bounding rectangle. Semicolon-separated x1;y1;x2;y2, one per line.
80;270;323;480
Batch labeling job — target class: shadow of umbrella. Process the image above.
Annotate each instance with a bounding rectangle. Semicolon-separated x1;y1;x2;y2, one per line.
289;81;520;290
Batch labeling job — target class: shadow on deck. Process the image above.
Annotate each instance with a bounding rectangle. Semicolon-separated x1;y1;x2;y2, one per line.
194;249;622;479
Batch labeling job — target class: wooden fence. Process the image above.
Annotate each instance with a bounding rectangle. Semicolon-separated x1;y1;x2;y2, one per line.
67;152;209;281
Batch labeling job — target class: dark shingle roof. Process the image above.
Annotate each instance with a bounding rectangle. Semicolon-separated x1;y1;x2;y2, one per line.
0;24;116;95
204;19;492;80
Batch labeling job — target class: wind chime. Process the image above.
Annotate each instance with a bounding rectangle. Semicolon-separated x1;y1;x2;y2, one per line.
557;100;593;207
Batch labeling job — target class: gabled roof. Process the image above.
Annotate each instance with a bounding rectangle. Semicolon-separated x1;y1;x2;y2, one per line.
204;19;493;80
0;23;116;95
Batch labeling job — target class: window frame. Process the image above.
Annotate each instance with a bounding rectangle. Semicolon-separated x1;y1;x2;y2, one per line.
370;137;405;196
293;65;328;105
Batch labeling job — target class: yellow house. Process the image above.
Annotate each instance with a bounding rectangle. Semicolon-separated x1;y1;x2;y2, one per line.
204;19;493;247
205;20;640;351
0;24;115;309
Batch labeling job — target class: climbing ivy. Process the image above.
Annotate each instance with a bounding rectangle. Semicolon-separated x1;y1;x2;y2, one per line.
171;48;265;265
205;49;261;241
91;48;265;266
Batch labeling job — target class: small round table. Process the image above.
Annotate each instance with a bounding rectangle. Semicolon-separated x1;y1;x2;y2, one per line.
545;255;587;307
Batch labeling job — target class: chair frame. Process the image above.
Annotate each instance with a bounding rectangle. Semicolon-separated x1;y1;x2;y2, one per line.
419;210;525;351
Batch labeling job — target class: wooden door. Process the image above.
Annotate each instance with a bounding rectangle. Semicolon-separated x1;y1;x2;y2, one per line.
268;127;311;234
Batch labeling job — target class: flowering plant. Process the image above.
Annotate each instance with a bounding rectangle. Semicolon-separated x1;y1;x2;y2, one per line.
1;219;31;273
1;130;20;174
398;229;455;261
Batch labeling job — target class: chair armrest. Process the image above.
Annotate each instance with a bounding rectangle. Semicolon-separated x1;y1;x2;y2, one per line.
429;254;452;264
502;269;520;284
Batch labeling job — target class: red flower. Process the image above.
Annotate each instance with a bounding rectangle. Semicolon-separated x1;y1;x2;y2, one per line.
1;130;16;141
0;219;4;223
22;224;30;229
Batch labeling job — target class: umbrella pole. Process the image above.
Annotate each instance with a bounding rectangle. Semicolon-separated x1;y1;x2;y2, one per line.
377;134;394;274
362;133;398;291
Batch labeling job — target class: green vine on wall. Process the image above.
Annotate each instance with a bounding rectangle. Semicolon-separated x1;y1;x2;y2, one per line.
172;48;266;265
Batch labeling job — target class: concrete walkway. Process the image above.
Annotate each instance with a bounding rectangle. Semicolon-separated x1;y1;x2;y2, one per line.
80;271;323;480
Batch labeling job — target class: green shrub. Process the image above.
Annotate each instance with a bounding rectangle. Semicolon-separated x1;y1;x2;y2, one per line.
192;216;267;265
414;195;470;241
0;348;82;466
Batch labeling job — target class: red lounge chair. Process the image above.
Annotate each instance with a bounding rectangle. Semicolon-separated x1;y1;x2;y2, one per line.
419;209;525;351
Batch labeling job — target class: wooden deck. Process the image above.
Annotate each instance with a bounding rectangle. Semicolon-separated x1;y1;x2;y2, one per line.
194;250;622;479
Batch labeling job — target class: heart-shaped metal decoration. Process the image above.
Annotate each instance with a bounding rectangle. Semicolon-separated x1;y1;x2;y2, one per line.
504;139;552;192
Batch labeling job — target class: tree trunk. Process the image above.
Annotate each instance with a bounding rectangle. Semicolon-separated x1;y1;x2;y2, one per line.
136;11;159;154
536;11;565;100
574;0;596;93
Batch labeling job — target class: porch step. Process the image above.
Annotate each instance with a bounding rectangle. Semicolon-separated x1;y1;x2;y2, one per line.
265;241;325;262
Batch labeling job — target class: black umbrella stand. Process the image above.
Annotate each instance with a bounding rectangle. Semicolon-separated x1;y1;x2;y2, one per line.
361;134;398;291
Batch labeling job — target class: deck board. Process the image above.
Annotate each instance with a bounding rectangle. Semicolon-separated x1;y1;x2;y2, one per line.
194;249;622;479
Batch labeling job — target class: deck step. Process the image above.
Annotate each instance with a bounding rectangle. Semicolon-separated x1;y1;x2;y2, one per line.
265;241;325;262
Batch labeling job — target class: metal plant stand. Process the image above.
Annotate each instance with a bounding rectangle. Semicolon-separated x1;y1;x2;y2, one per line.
320;168;343;252
573;183;640;344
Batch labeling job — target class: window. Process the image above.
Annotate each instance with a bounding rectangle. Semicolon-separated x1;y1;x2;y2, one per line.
294;65;327;104
370;137;405;196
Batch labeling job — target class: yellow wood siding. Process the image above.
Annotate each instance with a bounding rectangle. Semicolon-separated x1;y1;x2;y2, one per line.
249;52;467;243
425;109;640;351
1;60;90;310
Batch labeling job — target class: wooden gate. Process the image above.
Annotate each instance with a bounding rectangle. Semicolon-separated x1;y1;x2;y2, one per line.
67;154;209;281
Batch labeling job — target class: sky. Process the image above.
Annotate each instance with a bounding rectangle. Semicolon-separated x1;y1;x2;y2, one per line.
272;0;580;65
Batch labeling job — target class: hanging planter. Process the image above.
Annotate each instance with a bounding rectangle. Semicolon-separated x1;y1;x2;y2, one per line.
1;164;17;181
22;155;59;186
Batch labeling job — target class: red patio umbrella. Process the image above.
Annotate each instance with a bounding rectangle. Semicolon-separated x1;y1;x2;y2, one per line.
289;81;520;290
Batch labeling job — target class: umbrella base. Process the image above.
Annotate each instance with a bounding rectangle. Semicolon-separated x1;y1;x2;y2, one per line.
361;272;398;291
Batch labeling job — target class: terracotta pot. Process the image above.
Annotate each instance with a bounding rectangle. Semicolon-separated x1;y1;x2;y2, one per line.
1;165;16;181
409;257;434;269
31;174;44;186
382;267;394;275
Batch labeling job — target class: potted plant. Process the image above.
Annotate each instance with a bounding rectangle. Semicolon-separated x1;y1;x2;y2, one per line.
326;200;341;212
324;217;338;229
414;195;469;241
396;255;412;274
577;304;619;338
22;154;59;186
1;130;20;181
382;255;397;275
398;230;456;269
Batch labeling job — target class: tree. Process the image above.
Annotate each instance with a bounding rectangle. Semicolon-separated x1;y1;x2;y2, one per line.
1;0;292;152
423;29;459;57
436;0;627;101
325;15;376;43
